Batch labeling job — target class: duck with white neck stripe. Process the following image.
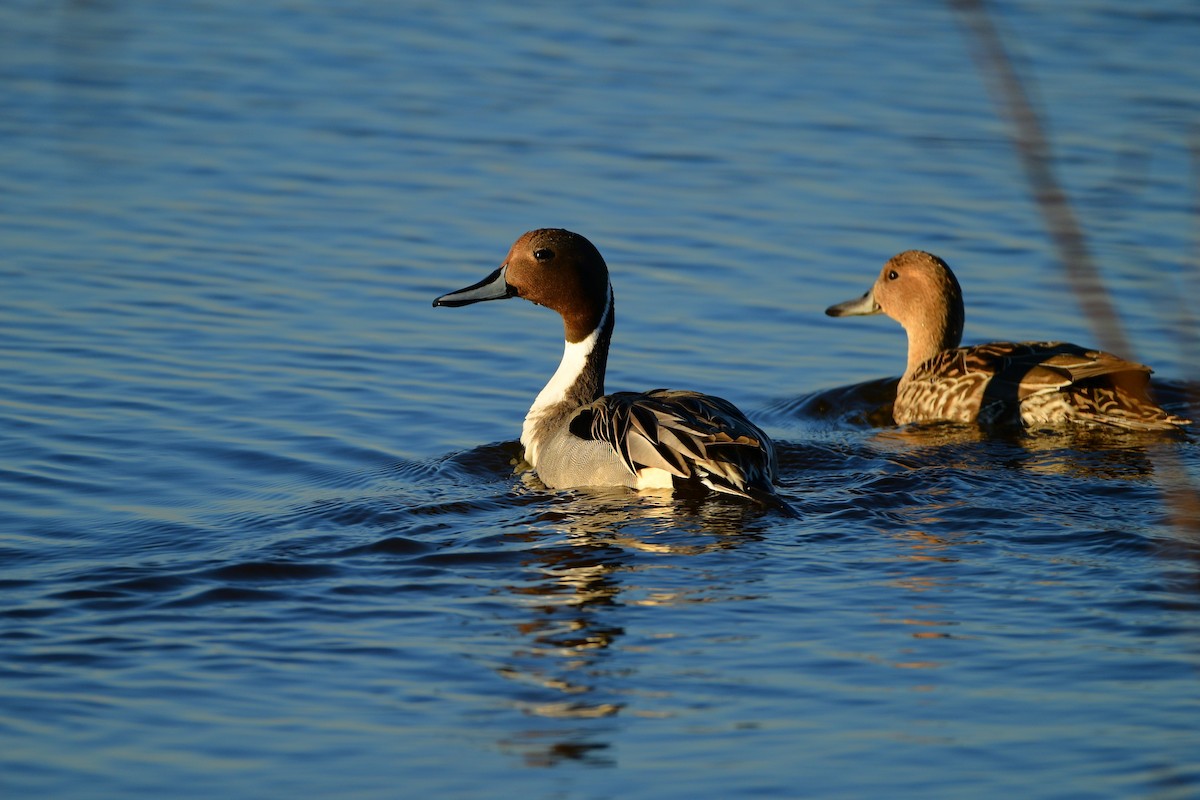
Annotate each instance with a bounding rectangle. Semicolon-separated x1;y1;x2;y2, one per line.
434;228;795;513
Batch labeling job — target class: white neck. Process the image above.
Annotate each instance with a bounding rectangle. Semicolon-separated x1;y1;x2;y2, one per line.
520;295;611;467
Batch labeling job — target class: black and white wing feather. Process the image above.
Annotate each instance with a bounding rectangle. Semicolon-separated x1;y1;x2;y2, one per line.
568;389;780;499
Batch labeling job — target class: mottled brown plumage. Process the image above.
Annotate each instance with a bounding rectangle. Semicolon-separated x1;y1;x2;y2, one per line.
827;250;1190;431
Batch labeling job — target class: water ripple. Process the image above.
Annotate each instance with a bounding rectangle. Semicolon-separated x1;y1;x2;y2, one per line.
3;2;1200;798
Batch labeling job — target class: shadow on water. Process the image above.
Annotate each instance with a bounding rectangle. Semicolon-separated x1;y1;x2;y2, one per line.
765;376;899;429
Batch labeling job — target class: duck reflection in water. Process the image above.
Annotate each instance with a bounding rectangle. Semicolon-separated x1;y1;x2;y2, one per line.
492;486;771;767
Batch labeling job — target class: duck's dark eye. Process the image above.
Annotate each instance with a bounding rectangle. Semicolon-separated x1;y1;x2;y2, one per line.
534;248;554;262
888;269;899;280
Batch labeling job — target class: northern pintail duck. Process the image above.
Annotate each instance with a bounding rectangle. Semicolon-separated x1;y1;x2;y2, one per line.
826;250;1191;431
434;228;792;509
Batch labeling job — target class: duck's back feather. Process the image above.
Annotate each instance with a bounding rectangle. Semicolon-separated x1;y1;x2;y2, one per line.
569;389;779;498
899;341;1189;430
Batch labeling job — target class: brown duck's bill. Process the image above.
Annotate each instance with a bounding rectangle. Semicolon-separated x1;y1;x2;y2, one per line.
432;265;515;307
825;290;881;318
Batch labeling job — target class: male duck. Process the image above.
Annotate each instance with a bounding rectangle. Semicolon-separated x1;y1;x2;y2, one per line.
434;228;793;509
826;250;1191;431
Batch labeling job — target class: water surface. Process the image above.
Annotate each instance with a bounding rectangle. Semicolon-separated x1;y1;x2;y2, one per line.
2;2;1199;798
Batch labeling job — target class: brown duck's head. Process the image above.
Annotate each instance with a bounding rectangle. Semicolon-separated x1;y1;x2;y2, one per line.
826;250;965;355
434;228;612;344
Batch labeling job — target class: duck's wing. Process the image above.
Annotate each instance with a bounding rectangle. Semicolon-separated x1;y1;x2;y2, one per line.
913;342;1189;430
997;341;1151;396
568;389;780;498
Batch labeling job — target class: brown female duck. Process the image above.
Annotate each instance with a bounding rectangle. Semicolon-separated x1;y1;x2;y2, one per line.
826;250;1191;430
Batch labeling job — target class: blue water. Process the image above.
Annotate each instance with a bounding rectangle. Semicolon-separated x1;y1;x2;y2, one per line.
3;1;1200;798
